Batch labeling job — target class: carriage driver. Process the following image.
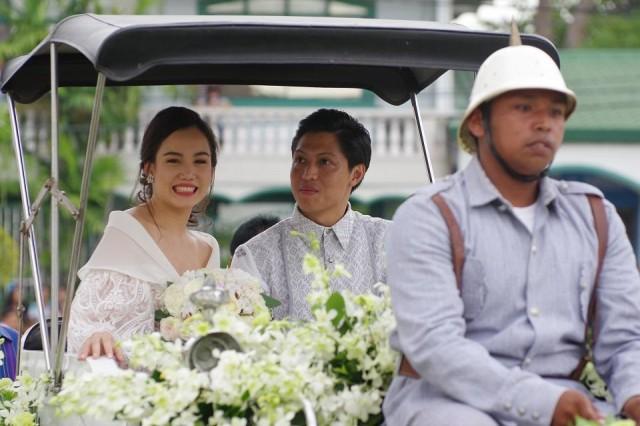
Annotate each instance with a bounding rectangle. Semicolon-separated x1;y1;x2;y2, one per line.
383;39;640;425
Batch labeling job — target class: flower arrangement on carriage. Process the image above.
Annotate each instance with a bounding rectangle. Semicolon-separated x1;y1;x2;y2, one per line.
1;236;394;426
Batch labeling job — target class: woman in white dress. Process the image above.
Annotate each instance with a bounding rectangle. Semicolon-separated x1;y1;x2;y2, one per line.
68;106;220;362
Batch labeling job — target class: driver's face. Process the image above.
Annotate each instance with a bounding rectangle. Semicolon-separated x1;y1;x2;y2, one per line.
469;89;567;177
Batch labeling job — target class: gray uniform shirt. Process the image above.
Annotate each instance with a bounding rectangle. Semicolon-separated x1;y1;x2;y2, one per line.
385;156;640;425
232;205;389;320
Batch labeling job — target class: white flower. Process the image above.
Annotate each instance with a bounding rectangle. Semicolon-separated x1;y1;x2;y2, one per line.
47;247;398;426
159;317;181;341
163;282;186;318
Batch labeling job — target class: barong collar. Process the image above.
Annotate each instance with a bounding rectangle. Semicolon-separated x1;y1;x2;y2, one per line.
290;204;355;251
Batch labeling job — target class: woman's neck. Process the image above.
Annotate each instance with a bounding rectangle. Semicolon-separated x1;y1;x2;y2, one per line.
136;201;192;239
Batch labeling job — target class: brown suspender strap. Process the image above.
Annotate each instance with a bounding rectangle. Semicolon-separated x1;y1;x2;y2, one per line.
399;194;608;381
398;193;464;379
432;194;465;292
568;195;608;380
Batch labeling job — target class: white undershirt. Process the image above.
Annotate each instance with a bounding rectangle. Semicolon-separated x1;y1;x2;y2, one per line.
512;204;536;233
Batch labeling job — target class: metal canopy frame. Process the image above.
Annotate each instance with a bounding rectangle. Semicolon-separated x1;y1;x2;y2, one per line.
0;13;560;391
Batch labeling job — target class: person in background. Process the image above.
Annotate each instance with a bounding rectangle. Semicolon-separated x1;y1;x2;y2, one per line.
229;215;280;259
1;282;32;332
232;109;389;320
0;323;18;379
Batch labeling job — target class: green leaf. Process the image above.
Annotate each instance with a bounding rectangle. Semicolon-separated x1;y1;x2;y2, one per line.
326;292;347;330
150;370;163;383
261;293;282;309
154;309;170;322
576;417;599;426
575;416;636;426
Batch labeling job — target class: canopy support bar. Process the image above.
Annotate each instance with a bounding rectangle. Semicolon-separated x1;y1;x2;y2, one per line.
7;96;52;371
410;92;435;183
54;73;106;390
50;42;60;356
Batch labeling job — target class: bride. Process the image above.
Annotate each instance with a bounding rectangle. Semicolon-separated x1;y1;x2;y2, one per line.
68;106;220;362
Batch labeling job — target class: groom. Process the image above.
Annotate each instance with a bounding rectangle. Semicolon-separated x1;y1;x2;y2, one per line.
232;109;389;320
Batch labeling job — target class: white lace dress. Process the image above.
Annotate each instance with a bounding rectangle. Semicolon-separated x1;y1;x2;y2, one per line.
67;210;220;354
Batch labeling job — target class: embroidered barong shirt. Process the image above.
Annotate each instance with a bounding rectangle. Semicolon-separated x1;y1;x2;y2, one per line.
232;206;389;320
384;156;640;426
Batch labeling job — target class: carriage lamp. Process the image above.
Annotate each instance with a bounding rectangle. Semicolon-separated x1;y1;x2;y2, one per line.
189;276;229;323
186;275;243;372
185;331;243;372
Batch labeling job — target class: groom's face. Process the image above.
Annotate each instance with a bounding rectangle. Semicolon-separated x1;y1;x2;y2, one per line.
290;131;364;225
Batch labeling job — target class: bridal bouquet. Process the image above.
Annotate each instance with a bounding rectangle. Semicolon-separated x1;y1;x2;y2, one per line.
50;232;398;425
157;267;269;341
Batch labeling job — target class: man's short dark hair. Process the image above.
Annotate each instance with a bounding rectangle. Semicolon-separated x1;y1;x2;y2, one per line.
291;109;372;190
230;215;280;256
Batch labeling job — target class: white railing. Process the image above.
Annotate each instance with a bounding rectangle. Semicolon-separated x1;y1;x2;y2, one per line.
16;106;454;202
20;106;452;160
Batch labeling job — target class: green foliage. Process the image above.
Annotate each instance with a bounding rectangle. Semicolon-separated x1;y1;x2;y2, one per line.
576;416;636;426
326;292;347;330
0;227;18;287
583;11;640;47
0;0;49;63
0;106;19;203
580;360;612;401
0;0;157;278
261;293;281;309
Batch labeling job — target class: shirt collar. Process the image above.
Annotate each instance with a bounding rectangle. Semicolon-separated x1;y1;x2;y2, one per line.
463;156;502;207
538;175;560;207
463;156;559;208
291;204;354;250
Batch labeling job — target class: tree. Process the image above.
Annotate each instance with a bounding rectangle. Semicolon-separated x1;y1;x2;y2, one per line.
0;227;18;288
0;0;49;65
531;0;640;47
0;0;156;277
534;0;554;40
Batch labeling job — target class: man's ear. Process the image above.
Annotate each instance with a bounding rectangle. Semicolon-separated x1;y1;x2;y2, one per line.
466;108;485;141
350;164;366;188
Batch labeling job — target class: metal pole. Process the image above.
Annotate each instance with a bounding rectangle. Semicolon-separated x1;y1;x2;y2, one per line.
16;231;27;372
410;92;436;183
54;73;106;390
7;96;52;370
50;42;60;356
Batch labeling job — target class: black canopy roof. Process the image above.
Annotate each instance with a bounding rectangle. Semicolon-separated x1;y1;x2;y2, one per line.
1;14;559;105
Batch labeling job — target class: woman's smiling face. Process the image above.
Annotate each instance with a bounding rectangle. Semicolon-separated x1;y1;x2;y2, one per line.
146;126;215;211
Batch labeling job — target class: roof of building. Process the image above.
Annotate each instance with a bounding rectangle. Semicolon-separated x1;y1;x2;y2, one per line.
561;49;640;143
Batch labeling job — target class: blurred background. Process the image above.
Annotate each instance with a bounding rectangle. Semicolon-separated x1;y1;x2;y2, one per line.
1;0;639;327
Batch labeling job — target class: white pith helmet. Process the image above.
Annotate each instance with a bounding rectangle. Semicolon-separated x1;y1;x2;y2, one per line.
457;44;577;153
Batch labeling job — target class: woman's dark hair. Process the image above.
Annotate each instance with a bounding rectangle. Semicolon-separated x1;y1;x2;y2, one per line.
291;108;371;191
136;106;219;227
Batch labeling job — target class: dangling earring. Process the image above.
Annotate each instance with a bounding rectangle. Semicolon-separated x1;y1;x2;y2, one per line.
147;174;155;184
